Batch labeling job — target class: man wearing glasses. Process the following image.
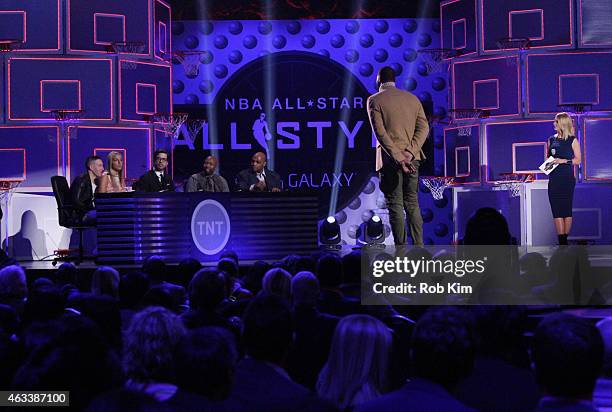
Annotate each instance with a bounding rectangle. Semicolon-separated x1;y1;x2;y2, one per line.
134;149;175;192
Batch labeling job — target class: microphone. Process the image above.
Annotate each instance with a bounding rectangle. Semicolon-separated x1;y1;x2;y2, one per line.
551;148;556;156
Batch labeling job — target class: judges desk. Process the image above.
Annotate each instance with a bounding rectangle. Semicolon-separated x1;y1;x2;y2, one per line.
96;192;319;264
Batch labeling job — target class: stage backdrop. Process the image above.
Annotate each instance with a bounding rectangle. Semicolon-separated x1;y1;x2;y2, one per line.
171;18;453;246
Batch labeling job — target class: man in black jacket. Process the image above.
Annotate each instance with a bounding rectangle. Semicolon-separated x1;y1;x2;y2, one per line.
235;152;282;192
133;149;175;192
70;155;104;224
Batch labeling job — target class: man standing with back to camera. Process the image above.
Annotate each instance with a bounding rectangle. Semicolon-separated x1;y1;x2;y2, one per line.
367;67;429;246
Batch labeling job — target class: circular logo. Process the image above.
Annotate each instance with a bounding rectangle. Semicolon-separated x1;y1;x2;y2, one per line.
191;199;231;255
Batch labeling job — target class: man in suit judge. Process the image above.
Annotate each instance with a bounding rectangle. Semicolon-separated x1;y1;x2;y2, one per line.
367;66;429;246
70;155;104;224
185;155;229;192
235;152;282;192
133;149;175;192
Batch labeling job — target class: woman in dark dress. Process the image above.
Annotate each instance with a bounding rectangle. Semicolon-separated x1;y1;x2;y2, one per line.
547;112;581;245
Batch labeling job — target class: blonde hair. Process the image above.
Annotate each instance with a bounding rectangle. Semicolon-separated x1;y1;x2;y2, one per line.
106;151;125;184
555;112;575;140
317;315;392;409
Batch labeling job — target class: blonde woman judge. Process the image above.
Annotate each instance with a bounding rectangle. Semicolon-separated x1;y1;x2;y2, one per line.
547;113;581;245
97;151;127;193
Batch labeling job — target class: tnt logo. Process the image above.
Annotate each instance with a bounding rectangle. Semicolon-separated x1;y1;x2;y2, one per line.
191;199;231;255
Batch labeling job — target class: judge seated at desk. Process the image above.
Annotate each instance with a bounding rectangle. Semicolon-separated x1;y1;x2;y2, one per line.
185;155;229;193
235;152;282;192
133;149;175;193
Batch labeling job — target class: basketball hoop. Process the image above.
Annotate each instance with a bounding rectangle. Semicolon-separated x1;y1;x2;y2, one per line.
418;48;460;75
174;51;205;77
557;103;592;116
186;119;205;139
421;176;455;200
448;109;489;136
106;41;146;70
493;172;534;198
0;39;22;52
148;112;188;138
50;110;84;122
496;37;530;67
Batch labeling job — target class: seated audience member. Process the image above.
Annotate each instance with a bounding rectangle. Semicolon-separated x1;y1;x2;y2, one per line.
142;256;186;309
181;268;235;333
595;318;612;410
262;268;292;301
317;314;391;410
356;307;475;412
13;315;122;411
118;272;150;329
231;293;331;412
133;149;175;192
123;307;187;402
0;265;28;315
91;266;120;299
66;293;122;349
288;272;339;390
316;254;360;317
532;313;603;412
176;258;202;289
175;327;239;402
456;307;540;412
70;155;104;224
21;285;65;326
140;285;179;313
186;155;229;192
242;261;270;296
97;151;127;193
235;152;282;192
218;257;251;301
53;262;78;289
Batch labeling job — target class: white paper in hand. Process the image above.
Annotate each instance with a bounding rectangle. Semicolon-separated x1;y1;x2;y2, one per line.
539;156;559;175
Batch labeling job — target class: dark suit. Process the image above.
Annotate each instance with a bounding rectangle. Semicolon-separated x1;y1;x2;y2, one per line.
235;168;282;192
354;378;474;412
133;170;175;192
70;173;94;217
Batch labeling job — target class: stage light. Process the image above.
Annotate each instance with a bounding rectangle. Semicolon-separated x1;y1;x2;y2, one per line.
366;214;385;244
320;216;341;247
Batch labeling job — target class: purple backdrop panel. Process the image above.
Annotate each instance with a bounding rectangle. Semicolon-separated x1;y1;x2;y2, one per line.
444;125;480;183
530;186;612;245
452;57;520;118
441;0;477;57
154;128;173;177
455;189;521;243
0;0;60;52
8;57;113;121
154;0;171;61
120;61;171;122
481;0;574;52
66;126;151;183
0;126;60;187
584;117;612;181
526;52;612;115
579;0;612;47
67;0;150;55
485;120;554;182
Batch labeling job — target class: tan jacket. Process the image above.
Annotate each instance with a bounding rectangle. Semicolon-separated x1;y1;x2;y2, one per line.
367;83;430;171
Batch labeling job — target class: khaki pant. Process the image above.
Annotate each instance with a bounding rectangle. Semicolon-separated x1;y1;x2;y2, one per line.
379;160;423;246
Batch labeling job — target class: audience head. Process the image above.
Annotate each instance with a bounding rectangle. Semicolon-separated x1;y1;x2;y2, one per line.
262;268;292;301
242;293;292;364
188;268;226;311
242;261;270;295
0;265;27;311
342;251;362;285
317;314;392;409
142;256;167;282
250;152;267;174
53;262;77;287
411;307;476;390
85;155;104;178
295;255;316;274
532;313;603;399
140;285;177;312
203;155;218;176
291;271;320;307
66;293;121;348
217;257;239;280
153;149;169;172
22;285;65;325
177;258;202;288
123;306;186;384
175;327;238;401
119;272;150;309
220;250;239;267
316;254;343;289
463;207;512;245
91;266;120;299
